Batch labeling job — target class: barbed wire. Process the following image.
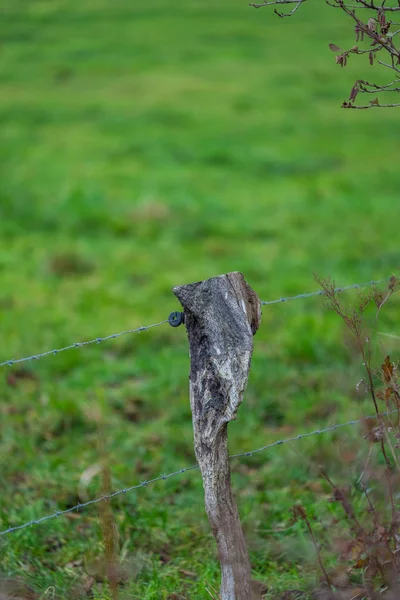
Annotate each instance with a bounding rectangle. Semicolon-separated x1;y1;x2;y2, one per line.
261;278;386;306
0;320;169;369
0;464;200;538
229;410;396;458
0;277;389;369
1;410;394;538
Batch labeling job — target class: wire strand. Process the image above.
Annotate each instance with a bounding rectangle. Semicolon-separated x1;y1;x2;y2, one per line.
0;410;392;537
261;278;385;306
0;321;169;369
0;277;388;369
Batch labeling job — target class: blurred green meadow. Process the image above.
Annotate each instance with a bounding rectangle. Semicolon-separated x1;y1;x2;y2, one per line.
0;0;399;598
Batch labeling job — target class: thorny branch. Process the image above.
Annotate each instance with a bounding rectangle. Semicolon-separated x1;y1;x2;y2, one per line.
251;0;400;108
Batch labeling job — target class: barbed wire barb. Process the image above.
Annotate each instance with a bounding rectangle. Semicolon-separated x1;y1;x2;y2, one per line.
1;410;394;537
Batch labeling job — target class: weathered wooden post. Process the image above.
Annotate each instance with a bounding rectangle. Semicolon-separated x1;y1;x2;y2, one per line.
173;272;262;600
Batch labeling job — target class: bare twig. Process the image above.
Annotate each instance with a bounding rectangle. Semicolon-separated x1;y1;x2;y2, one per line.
253;0;400;107
343;101;400;107
293;504;332;588
275;0;304;17
378;60;400;73
352;0;400;10
249;0;306;8
356;78;400;92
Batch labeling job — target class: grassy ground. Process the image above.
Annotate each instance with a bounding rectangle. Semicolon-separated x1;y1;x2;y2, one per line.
1;0;400;598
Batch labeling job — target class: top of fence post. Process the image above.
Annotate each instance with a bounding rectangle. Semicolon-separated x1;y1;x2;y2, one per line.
173;271;262;600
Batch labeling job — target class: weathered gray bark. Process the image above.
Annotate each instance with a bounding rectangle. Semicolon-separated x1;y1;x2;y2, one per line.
173;272;262;600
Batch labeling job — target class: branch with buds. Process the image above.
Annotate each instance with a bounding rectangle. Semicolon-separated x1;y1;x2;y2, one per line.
251;0;400;108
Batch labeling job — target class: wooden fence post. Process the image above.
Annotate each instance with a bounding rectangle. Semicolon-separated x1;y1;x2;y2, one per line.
173;272;262;600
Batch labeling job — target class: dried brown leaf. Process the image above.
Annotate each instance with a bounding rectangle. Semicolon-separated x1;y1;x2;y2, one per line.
382;356;394;383
349;85;358;102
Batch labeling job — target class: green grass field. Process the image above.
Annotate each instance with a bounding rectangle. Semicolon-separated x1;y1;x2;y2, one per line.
1;1;400;598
